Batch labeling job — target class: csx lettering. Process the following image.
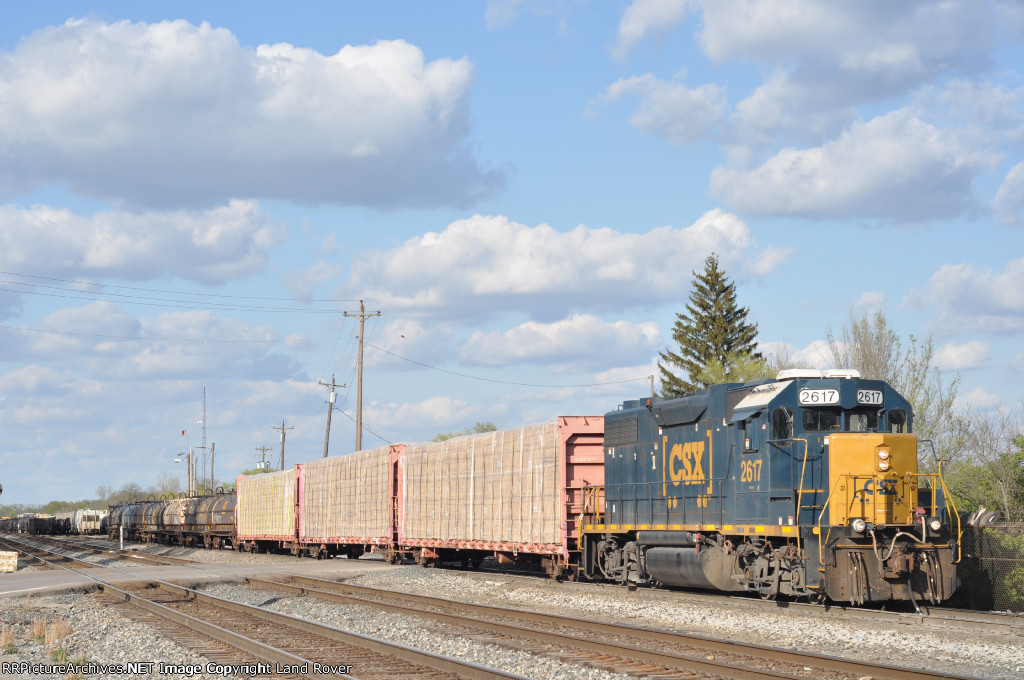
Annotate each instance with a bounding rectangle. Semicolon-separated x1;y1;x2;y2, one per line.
669;442;705;485
861;479;900;497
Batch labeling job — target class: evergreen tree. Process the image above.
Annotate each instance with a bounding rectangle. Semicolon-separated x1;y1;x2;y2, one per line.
658;254;761;396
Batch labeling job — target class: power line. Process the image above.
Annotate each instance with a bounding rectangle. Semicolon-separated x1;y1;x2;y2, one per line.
332;406;392;446
365;344;652;388
0;271;357;303
0;323;311;344
0;284;343;313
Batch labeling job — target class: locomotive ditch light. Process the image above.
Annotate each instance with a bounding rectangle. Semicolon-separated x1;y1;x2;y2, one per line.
877;449;890;459
928;517;942;532
877;459;890;471
851;518;867;533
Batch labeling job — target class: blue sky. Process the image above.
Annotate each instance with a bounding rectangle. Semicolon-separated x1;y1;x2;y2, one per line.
2;1;1024;505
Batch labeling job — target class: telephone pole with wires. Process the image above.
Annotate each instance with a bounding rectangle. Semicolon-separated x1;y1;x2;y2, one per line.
343;300;381;451
317;375;344;458
273;420;293;471
255;445;273;470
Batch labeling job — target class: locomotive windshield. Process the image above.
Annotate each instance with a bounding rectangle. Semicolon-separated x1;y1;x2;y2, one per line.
801;408;839;431
847;409;879;432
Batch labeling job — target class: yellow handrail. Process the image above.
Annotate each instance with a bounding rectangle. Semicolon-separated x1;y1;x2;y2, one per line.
793;438;809;556
937;459;962;564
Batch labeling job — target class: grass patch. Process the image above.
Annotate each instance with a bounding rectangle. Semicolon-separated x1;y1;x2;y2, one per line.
31;618;47;644
22;594;32;612
46;619;73;647
0;623;15;654
51;646;69;663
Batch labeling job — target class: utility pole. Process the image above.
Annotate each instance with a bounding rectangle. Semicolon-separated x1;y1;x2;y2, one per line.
343;300;381;451
209;442;215;491
273;420;293;471
255;445;273;469
317;375;343;458
179;447;195;496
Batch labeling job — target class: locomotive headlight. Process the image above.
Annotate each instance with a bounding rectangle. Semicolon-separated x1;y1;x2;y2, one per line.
928;517;943;532
878;449;890;460
877;459;890;471
851;518;867;533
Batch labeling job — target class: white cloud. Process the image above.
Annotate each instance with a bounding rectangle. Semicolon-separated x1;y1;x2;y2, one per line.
698;1;989;84
364;319;454;370
1010;352;1024;373
0;200;283;286
2;303;299;383
955;386;1003;411
460;314;661;369
854;291;886;313
365;395;471;431
710;110;998;220
592;73;726;145
918;259;1024;333
934;341;990;370
346;210;789;320
994;162;1024;226
284;261;343;300
696;2;1001;147
0;19;499;208
614;0;690;58
763;339;832;370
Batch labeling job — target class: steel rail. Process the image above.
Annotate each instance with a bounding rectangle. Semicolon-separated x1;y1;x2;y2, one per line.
31;533;1024;638
253;573;983;680
1;535;530;680
454;559;1024;637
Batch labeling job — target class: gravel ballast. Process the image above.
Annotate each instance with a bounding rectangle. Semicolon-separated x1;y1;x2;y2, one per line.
1;538;1021;679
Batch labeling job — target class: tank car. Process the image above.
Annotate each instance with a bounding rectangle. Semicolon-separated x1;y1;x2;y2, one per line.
580;369;959;605
183;493;235;548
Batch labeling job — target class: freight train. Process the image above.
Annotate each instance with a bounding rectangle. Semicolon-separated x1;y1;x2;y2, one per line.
0;509;108;535
100;370;960;605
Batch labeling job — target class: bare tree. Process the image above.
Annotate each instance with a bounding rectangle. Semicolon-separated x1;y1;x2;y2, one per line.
947;403;1024;522
826;310;966;466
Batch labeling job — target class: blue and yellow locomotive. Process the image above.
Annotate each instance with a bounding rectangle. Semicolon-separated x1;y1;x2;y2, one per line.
581;369;959;605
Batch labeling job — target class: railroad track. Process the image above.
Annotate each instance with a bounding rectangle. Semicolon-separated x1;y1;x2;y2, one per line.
29;533;1024;640
8;534;989;680
0;535;530;680
439;554;1024;639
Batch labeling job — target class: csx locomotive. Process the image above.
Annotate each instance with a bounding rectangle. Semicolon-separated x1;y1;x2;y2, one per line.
584;369;959;605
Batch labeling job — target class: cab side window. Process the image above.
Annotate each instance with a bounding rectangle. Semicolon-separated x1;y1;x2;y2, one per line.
889;409;909;433
772;406;794;440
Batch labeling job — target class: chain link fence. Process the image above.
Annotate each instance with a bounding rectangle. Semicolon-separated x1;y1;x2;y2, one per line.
952;523;1024;612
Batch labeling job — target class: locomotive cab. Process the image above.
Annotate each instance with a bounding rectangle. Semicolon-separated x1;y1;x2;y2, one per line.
581;369;960;605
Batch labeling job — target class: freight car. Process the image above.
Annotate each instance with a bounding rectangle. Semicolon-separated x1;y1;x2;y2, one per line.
582;369;959;605
54;509;108;535
107;492;235;548
232;418;603;573
0;513;57;535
